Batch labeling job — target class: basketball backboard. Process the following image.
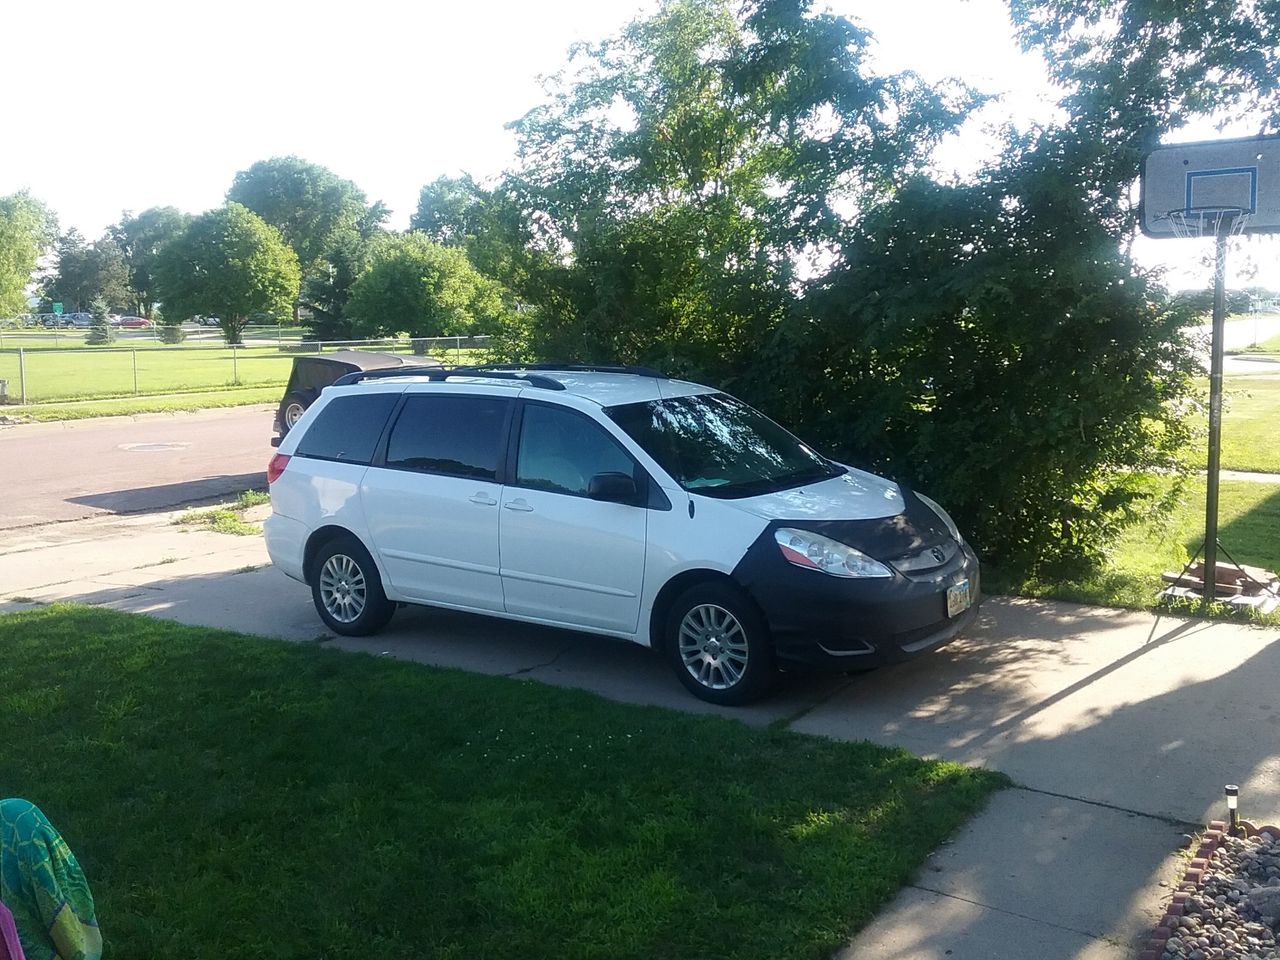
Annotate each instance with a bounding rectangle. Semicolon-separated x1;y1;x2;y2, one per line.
1140;133;1280;238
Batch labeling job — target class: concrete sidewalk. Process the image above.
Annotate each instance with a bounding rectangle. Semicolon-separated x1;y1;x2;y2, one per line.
3;507;1278;959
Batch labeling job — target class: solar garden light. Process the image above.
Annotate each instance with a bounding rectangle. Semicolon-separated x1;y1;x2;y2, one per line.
1225;784;1240;835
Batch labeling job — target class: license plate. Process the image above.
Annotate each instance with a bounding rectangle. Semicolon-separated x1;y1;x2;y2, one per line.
946;579;972;618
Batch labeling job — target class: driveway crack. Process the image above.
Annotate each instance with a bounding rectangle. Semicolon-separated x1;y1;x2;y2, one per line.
506;641;577;677
908;882;1121;942
1009;784;1198;828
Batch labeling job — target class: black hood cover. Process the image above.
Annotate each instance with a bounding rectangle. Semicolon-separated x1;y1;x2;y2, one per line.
775;487;952;561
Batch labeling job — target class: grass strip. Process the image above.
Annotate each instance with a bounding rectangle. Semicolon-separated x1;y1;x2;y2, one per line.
2;388;281;422
175;491;270;536
992;476;1280;625
0;605;1006;960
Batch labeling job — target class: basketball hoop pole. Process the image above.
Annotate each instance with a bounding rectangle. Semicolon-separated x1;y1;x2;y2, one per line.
1203;231;1228;600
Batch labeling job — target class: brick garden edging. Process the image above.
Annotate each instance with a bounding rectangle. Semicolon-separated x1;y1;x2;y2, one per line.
1139;819;1280;960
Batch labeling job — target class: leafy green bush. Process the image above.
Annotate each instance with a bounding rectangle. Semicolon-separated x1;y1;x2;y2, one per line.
157;320;185;345
755;175;1199;575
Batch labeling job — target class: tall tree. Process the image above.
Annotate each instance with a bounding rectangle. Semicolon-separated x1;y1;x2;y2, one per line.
300;229;369;342
0;192;56;317
486;0;1208;573
45;231;132;313
1009;0;1280;236
411;175;485;246
346;233;511;340
227;157;389;325
227;157;371;272
111;207;192;319
155;203;300;345
501;0;976;372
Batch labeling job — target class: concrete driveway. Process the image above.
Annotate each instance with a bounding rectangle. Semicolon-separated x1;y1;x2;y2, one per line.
3;506;1278;959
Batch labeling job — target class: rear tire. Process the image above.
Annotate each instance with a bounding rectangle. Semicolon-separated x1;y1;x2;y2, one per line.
279;391;310;435
310;535;395;636
664;581;776;705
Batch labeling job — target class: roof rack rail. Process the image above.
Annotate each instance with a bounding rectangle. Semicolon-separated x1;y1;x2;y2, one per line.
464;363;666;379
331;366;566;390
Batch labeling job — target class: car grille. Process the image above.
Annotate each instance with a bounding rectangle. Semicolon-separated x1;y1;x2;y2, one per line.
890;540;959;573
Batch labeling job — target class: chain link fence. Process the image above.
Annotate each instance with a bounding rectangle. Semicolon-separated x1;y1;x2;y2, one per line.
0;335;492;405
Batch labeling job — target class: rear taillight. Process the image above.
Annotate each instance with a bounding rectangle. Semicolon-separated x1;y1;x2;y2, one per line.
267;453;291;484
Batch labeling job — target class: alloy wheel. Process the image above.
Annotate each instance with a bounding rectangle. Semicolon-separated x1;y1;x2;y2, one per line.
319;554;367;623
678;603;749;690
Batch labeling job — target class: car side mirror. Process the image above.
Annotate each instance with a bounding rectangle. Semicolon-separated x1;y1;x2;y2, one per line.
587;472;637;504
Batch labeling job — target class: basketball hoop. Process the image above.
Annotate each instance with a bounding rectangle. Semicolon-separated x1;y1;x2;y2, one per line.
1161;206;1254;239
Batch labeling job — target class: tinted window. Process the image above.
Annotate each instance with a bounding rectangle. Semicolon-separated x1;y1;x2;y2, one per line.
516;404;636;496
292;358;358;392
385;395;510;480
295;393;398;464
606;393;841;499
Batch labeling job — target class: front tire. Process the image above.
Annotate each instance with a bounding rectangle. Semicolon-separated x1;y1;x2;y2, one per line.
664;581;776;705
310;536;395;636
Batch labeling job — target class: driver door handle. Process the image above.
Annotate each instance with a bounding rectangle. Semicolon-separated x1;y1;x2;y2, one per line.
468;493;497;506
504;499;534;512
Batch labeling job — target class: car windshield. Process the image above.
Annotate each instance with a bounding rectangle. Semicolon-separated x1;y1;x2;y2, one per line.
606;393;842;499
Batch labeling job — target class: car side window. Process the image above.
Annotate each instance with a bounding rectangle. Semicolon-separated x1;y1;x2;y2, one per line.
294;394;398;464
385;395;510;481
515;404;637;497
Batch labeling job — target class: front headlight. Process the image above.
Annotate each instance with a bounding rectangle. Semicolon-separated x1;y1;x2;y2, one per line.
915;492;961;542
774;528;893;579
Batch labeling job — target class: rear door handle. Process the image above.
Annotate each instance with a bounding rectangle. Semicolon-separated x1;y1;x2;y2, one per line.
503;499;534;512
468;493;497;506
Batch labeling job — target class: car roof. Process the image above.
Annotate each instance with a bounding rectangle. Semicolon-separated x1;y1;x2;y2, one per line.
339;367;719;407
298;350;440;371
522;370;716;406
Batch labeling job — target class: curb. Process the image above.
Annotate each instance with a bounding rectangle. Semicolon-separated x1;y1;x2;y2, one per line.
1139;820;1280;960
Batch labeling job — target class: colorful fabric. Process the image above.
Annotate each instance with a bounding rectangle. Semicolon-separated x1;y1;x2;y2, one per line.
0;800;101;960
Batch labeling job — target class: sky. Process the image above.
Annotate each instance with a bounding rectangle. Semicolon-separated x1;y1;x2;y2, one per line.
1;0;1275;292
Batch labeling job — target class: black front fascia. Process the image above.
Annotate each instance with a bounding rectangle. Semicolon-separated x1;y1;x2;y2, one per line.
729;488;980;669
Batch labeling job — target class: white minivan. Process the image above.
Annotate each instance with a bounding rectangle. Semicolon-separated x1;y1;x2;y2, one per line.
264;365;980;704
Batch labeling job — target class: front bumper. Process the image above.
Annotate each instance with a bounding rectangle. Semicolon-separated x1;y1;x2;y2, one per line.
732;531;981;670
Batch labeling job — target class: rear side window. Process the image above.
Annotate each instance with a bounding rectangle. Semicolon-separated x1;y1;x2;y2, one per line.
295;393;398;464
385;395;510;480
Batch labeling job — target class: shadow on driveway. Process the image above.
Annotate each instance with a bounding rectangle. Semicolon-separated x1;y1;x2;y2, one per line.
66;471;266;514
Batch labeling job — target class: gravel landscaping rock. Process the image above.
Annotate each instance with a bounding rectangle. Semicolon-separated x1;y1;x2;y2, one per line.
1163;832;1280;959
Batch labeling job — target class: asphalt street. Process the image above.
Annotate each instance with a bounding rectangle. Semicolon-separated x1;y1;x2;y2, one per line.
0;405;275;530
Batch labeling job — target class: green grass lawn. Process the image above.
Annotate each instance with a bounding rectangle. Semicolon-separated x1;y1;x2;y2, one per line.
0;606;1004;960
1230;330;1280;354
0;345;293;401
0;344;491;403
4;387;282;421
1186;377;1280;474
991;477;1280;619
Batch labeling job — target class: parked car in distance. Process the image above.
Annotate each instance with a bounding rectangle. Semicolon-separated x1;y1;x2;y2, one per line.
264;365;981;705
117;316;151;328
192;316;222;327
273;350;443;440
42;313;93;328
